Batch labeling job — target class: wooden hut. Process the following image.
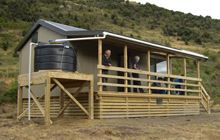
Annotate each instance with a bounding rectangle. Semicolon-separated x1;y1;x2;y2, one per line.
15;19;211;125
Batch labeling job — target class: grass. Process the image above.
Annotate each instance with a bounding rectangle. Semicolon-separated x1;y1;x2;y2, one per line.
0;80;17;104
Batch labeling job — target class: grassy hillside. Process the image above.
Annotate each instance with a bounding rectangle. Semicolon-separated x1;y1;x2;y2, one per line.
0;0;219;103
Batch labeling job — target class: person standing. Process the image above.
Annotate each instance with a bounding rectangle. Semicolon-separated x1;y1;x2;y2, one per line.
102;49;112;90
174;76;184;95
132;56;144;93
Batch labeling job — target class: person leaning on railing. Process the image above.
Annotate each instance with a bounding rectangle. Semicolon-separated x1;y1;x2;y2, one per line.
132;56;144;93
102;49;112;90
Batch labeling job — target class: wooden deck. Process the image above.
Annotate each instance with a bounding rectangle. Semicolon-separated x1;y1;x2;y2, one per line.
21;91;201;120
17;70;210;125
97;92;200;118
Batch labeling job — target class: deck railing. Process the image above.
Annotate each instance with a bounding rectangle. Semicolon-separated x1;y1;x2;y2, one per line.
97;65;201;96
200;84;211;114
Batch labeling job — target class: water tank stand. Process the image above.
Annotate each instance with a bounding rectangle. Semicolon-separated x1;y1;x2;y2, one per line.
17;71;94;125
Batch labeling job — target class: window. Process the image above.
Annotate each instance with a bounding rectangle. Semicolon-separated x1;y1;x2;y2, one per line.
156;61;167;73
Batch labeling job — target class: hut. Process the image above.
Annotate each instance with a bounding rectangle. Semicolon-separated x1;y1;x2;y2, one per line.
15;19;211;125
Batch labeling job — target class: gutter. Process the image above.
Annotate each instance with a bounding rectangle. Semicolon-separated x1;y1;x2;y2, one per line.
50;35;106;43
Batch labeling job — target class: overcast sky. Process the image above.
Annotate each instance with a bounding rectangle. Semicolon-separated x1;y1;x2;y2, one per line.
132;0;220;19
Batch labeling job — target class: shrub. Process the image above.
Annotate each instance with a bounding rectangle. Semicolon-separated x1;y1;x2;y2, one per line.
1;39;10;51
0;81;17;104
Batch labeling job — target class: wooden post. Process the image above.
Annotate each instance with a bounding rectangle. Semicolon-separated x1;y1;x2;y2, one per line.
45;77;51;125
59;91;64;117
98;39;103;119
197;60;201;97
167;54;170;95
147;50;151;94
169;58;172;75
17;86;23;117
98;39;103;92
124;45;128;93
89;79;94;119
183;58;187;96
197;61;200;79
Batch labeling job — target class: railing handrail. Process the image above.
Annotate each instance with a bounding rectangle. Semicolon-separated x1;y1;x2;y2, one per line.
200;83;210;100
98;82;201;93
98;92;201;99
97;64;211;114
97;65;202;82
98;74;200;87
199;83;211;114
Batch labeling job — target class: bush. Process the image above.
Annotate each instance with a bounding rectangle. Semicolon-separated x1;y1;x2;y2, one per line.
0;81;17;104
0;80;7;94
1;39;10;51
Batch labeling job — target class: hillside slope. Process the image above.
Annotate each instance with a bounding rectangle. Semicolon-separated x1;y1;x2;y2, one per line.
0;0;219;103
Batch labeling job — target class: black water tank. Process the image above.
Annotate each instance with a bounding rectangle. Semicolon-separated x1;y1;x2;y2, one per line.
34;44;76;72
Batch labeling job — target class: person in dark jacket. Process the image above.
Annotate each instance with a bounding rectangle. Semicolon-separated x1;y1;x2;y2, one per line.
151;77;166;94
102;50;112;90
132;56;144;93
174;77;184;95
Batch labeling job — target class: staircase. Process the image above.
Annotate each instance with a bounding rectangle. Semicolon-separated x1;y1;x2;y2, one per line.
200;83;211;114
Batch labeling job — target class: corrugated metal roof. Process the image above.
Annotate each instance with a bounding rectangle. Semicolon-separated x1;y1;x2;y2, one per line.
15;19;88;51
44;20;86;31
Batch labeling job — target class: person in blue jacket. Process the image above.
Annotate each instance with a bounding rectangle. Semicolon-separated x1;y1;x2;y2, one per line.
174;76;184;95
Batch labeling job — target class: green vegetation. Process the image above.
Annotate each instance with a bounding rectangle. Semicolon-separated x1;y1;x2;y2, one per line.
0;0;219;103
0;80;17;104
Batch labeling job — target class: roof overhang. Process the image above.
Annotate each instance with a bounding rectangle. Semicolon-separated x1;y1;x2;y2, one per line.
101;32;208;60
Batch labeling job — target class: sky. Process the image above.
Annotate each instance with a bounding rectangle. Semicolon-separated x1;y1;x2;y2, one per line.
131;0;220;19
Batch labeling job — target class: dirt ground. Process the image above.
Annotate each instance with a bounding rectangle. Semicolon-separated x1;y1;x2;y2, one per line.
0;104;220;140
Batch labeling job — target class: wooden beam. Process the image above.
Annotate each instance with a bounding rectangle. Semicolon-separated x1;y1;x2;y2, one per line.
147;50;151;94
167;54;171;94
50;84;57;91
89;78;94;119
17;86;23;117
98;82;200;92
183;58;187;76
59;91;64;117
183;58;187;96
170;57;172;74
99;74;200;87
197;60;201;97
17;85;56;120
98;65;201;82
57;82;87;118
98;39;103;92
45;77;51;125
17;94;44;120
197;61;200;78
124;45;128;93
98;92;201;99
57;100;71;118
53;78;89;116
30;89;45;116
18;88;47;120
